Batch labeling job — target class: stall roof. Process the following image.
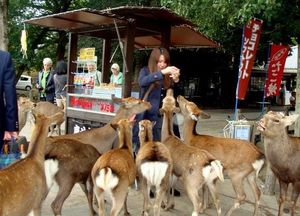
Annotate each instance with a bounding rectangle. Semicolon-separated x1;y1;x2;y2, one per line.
24;6;219;48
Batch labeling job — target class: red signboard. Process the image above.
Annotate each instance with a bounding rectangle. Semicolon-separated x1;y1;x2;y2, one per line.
265;44;289;97
237;18;263;100
69;96;114;113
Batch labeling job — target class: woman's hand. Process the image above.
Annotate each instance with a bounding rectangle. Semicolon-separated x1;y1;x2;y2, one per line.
170;72;180;83
161;66;178;75
161;66;180;82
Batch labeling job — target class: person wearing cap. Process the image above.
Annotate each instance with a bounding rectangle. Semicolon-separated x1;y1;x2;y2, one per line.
110;63;123;85
87;61;102;86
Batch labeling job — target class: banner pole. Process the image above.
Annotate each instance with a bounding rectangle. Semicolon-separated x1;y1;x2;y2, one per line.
262;43;271;113
234;26;246;120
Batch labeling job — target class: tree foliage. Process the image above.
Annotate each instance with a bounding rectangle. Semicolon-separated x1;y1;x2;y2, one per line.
8;0;160;78
8;0;300;79
161;0;300;61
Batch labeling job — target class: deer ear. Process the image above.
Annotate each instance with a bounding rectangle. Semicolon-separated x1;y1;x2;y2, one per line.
110;123;118;130
139;124;145;131
190;114;199;121
283;114;299;127
112;95;122;104
200;111;211;119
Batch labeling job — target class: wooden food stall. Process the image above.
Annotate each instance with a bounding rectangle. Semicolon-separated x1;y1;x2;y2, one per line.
25;6;219;133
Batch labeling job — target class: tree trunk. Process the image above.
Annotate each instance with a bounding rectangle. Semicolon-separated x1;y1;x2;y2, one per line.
0;0;8;50
56;31;68;61
294;42;300;136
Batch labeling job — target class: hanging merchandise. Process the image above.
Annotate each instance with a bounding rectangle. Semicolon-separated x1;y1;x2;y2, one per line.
20;24;28;59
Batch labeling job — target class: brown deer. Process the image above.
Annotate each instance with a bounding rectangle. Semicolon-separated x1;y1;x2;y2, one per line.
257;111;300;216
0;112;63;216
136;119;173;216
44;139;100;216
177;95;265;216
42;97;150;215
33;101;65;135
160;89;224;216
91;119;136;216
19;110;35;142
47;96;152;154
18;96;35;130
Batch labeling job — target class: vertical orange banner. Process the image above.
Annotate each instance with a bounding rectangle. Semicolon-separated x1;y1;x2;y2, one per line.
265;44;289;97
237;18;263;100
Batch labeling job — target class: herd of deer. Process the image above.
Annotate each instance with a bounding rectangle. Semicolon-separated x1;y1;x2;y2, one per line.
0;89;299;216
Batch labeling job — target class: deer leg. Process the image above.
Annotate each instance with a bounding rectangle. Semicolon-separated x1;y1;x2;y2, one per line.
225;174;247;216
79;177;96;216
94;186;105;216
51;178;75;216
57;123;61;135
200;185;210;212
247;171;261;216
140;176;151;216
110;189;128;216
184;177;203;216
123;192;130;216
278;180;288;216
162;174;176;210
32;207;41;216
154;179;168;216
290;184;300;216
206;180;221;216
49;124;55;136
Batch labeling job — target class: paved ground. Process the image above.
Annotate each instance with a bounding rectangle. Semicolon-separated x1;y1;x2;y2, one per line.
41;107;299;215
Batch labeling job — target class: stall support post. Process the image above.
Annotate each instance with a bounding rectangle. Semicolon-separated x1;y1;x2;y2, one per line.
67;33;78;87
66;33;78;134
102;38;111;83
294;44;300;136
161;26;171;49
123;19;136;98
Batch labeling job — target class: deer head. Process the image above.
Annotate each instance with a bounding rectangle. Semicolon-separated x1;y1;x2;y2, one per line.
257;111;299;137
177;95;210;121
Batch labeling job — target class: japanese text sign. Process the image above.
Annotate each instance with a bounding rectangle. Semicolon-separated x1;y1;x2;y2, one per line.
237;18;263;100
79;48;95;61
265;44;289;97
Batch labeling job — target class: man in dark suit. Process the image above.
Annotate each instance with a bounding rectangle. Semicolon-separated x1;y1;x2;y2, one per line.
0;50;19;150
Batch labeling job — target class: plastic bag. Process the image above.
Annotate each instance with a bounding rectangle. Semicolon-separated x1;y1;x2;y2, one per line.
0;138;22;169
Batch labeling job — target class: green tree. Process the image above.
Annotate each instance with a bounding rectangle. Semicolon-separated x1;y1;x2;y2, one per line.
8;0;89;78
161;0;300;59
0;0;8;50
8;0;161;78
